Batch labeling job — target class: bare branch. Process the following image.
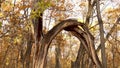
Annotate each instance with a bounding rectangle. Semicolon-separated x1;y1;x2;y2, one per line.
96;17;120;52
85;0;96;26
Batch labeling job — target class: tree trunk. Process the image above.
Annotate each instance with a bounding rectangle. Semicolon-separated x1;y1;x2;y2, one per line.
96;0;107;68
55;45;61;68
33;19;81;68
32;19;102;68
24;33;33;68
71;43;85;68
32;12;43;68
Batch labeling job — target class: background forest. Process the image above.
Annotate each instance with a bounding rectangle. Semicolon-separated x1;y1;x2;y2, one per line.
0;0;120;68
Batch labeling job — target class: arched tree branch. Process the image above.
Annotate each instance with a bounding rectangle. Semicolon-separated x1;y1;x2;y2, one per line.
34;19;102;68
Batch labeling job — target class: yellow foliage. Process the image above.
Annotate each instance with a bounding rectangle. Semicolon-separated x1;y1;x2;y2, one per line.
6;62;9;65
14;37;21;45
6;57;9;65
1;2;13;12
79;2;87;7
105;7;120;19
0;12;4;18
77;18;84;23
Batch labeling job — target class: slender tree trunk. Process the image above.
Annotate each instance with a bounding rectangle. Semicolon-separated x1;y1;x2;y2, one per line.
96;17;120;52
96;0;107;68
55;45;61;68
71;43;85;68
24;33;33;68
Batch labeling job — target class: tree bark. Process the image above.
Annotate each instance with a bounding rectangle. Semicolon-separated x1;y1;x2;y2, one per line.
33;19;102;68
24;33;33;68
69;27;102;68
71;43;85;68
55;45;61;68
96;0;107;68
34;19;81;68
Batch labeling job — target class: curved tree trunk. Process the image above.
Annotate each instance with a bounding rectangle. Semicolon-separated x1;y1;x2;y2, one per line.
33;19;102;68
69;27;102;68
34;19;81;68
